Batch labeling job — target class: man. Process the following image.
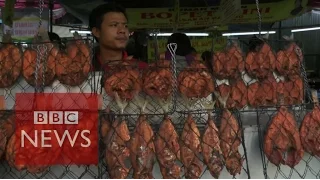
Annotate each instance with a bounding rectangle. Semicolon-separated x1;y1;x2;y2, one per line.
89;3;148;71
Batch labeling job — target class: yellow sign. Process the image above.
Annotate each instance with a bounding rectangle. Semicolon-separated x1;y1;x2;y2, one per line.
147;37;228;60
127;0;308;29
219;0;241;23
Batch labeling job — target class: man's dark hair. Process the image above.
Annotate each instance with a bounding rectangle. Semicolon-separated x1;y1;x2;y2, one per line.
89;3;128;40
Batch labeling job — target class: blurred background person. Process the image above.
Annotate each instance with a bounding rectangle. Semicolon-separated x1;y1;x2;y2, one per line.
48;32;64;48
201;50;214;74
164;33;196;68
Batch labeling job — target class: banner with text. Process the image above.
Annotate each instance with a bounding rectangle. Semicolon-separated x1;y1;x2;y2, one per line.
127;0;308;29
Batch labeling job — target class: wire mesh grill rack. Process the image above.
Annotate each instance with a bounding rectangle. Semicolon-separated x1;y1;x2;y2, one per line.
91;43;178;115
0;38;95;109
94;62;177;115
236;37;310;109
173;35;311;179
0;110;250;179
0;31;312;179
0;164;99;179
175;51;216;113
257;104;320;179
98;111;250;179
0;40;179;116
174;36;309;114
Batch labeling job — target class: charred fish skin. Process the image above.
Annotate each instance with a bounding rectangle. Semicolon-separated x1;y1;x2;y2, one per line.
300;105;320;157
202;115;224;179
155;115;181;179
213;42;244;79
214;91;243;176
105;119;130;179
264;106;304;168
130;114;156;179
180;114;202;179
219;109;243;176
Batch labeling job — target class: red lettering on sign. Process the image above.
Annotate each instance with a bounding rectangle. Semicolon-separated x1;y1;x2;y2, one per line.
140;7;270;21
243;9;248;15
250;8;271;14
189;12;198;18
265;7;270;13
250;8;258;14
242;7;271;15
207;11;214;17
156;12;172;19
141;13;155;19
141;12;172;19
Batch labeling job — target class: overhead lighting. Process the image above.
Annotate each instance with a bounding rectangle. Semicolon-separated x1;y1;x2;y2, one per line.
291;27;320;32
222;31;276;36
69;30;91;34
150;33;209;37
19;42;28;47
311;10;320;15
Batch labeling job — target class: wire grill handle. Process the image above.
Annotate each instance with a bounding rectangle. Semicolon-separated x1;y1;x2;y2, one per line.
34;0;45;93
152;29;160;61
255;0;262;37
167;43;178;112
298;46;312;103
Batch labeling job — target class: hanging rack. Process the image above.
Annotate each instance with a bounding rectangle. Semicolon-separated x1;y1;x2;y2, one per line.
49;0;54;33
34;0;46;94
255;0;262;37
151;29;160;61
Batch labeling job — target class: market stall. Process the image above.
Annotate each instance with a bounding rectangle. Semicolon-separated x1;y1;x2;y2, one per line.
0;0;320;179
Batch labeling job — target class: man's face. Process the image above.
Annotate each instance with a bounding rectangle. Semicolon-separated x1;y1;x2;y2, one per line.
93;12;129;50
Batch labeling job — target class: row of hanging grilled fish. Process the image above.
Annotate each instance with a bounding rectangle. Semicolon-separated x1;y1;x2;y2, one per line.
100;96;243;179
264;97;320;168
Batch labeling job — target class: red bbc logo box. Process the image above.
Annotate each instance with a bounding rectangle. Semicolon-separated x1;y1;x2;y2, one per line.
14;93;99;168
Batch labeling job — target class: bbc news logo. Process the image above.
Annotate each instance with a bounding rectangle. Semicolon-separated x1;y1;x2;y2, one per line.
15;93;99;166
34;111;79;124
21;111;91;149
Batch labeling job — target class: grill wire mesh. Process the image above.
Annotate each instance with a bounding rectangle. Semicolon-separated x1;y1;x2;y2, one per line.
98;111;250;179
0;35;317;179
0;38;100;179
257;105;320;179
91;43;178;115
247;38;319;179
